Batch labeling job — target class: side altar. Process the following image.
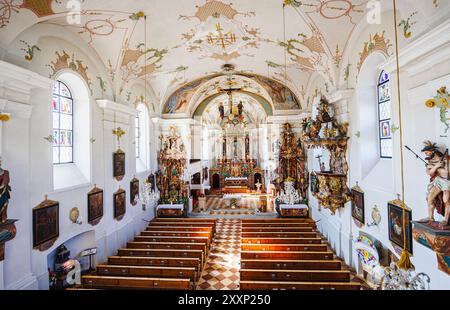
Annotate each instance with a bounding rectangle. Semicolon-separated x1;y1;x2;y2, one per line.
155;126;189;218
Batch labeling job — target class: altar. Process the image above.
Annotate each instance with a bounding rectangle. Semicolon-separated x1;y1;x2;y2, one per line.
156;204;185;218
277;204;309;218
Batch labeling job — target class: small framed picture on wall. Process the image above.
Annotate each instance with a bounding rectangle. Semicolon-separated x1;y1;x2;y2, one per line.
114;188;126;221
351;184;365;224
130;177;139;206
388;200;413;254
113;150;125;181
87;186;104;225
33;198;59;250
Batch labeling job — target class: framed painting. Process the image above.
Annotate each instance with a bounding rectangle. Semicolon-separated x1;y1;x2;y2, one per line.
351;184;365;224
87;186;103;225
33;199;59;250
388;201;413;254
130;178;139;206
113;150;125;181
114;188;126;220
310;172;319;194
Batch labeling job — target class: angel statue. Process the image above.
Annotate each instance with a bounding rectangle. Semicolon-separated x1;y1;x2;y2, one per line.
421;141;449;225
0;157;11;224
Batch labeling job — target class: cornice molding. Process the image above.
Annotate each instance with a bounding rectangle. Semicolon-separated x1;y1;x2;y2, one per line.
96;99;137;117
381;19;450;75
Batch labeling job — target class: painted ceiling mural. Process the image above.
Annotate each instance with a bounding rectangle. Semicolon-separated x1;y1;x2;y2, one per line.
0;0;444;113
163;73;301;115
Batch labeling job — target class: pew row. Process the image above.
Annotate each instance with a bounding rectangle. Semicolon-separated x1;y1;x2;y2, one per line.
242;237;323;244
240;281;361;290
241;244;328;252
96;265;197;283
241;259;342;270
82;275;192;290
240;269;351;282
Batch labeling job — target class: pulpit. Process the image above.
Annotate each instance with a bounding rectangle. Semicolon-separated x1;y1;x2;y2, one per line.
413;221;450;275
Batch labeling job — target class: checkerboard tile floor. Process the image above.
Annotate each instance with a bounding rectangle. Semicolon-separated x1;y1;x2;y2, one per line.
196;219;241;290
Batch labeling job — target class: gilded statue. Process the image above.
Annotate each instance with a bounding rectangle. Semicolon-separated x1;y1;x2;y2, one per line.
421;141;449;225
0;157;11;224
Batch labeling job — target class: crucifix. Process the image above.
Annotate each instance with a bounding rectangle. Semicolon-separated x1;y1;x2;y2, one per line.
316;155;326;172
113;127;126;149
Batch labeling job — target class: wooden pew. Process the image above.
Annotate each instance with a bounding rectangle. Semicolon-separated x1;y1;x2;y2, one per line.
140;231;212;238
240;269;351;282
242;227;315;233
241;244;328;252
240;281;361;290
242;219;314;223
242;232;317;238
148;222;215;227
107;256;201;274
145;226;213;232
242;223;316;228
241;259;342;271
134;236;211;248
242;237;322;245
82;275;192;290
152;218;216;223
241;250;334;260
96;265;197;283
127;241;207;253
117;248;204;265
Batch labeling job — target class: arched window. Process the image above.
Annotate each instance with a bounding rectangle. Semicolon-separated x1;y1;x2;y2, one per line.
377;71;392;159
136;103;149;172
52;80;73;164
135;112;141;159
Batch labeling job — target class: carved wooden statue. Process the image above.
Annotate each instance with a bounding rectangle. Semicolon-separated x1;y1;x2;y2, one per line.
421;141;450;226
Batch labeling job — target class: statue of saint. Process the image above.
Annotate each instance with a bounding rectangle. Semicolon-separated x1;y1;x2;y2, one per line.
421;141;450;225
0;157;11;224
255;181;262;194
238;101;243;116
219;102;225;120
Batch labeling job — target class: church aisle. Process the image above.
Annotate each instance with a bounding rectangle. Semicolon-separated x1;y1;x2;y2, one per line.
196;219;242;290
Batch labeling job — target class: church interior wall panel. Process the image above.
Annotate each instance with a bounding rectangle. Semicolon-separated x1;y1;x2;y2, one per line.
0;30;158;289
309;14;450;289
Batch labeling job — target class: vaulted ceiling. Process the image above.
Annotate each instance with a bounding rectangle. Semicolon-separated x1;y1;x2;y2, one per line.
0;0;425;113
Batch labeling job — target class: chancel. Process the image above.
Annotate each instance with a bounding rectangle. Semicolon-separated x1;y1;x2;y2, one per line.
0;0;448;293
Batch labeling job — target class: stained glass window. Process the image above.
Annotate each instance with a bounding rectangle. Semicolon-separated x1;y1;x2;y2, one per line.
52;81;73;164
377;71;392;159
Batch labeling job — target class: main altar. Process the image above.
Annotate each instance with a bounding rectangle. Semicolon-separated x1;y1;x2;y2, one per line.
209;157;264;194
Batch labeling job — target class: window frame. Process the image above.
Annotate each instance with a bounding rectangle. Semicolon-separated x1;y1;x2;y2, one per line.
377;71;393;159
52;80;74;165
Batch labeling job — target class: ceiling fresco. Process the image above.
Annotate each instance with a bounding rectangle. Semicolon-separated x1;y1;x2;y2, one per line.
163;73;301;116
0;0;442;114
201;92;267;127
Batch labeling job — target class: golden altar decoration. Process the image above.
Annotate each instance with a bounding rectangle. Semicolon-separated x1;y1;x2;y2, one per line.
301;97;351;214
276;123;309;198
156;126;189;217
